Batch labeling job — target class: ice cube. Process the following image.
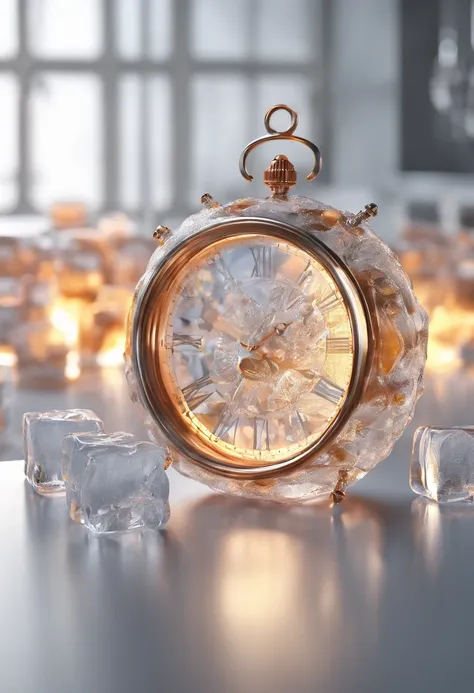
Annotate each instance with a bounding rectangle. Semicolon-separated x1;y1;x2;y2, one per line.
23;409;104;496
50;201;88;229
0;306;22;346
80;441;170;533
410;426;474;503
13;322;71;387
58;248;104;300
62;431;136;522
111;236;156;287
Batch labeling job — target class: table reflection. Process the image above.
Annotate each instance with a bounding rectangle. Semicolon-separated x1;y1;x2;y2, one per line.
412;496;474;580
162;495;385;690
6;462;474;693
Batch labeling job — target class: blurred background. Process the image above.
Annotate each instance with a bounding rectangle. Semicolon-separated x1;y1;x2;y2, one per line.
1;0;474;460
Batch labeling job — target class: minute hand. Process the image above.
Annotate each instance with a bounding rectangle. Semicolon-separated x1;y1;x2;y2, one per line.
241;322;292;352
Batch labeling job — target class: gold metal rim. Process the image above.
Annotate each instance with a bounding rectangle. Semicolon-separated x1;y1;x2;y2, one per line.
132;217;372;480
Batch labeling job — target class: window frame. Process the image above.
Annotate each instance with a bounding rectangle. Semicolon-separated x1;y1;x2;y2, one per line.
0;0;330;225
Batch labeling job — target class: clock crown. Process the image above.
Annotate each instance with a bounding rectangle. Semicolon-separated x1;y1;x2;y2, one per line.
264;155;297;196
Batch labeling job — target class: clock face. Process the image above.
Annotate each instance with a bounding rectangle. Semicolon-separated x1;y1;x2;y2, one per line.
163;235;357;466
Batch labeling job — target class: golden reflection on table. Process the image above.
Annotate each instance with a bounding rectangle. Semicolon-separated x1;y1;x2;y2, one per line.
165;494;386;689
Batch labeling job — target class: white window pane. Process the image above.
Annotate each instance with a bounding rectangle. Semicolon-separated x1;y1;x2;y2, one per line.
31;74;102;210
119;75;171;210
148;0;172;59
119;76;141;208
29;0;102;58
0;76;18;210
117;0;171;60
149;77;172;208
256;77;313;137
191;76;248;203
256;0;315;62
191;0;250;59
116;0;143;60
0;0;17;58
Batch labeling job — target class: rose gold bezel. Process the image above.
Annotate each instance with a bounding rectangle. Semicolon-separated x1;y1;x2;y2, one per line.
131;217;372;479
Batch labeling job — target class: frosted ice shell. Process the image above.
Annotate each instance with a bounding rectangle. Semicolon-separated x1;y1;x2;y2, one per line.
126;195;428;502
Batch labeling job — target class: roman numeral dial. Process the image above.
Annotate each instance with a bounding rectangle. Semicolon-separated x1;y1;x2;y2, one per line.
312;377;345;405
172;334;204;350
253;418;270;451
167;235;359;464
318;294;340;314
250;246;273;278
213;410;239;445
326;337;352;354
181;375;213;410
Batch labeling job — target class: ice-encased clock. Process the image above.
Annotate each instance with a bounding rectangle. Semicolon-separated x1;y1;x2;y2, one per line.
125;105;428;503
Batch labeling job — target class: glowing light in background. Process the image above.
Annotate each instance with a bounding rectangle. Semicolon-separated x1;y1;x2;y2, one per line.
49;301;80;347
0;347;17;368
415;286;474;372
96;327;126;368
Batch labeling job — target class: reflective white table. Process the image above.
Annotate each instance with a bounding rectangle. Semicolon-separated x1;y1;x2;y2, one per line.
1;370;474;692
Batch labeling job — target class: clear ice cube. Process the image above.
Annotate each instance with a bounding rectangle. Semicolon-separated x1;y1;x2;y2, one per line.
79;441;170;533
62;431;136;522
111;236;156;287
410;426;474;503
23;409;104;496
14;322;70;386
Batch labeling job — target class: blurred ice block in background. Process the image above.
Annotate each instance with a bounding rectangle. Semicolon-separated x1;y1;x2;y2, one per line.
13;321;72;386
110;236;156;288
0;208;149;386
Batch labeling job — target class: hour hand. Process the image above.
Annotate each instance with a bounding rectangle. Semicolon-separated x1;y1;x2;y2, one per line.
239;356;279;380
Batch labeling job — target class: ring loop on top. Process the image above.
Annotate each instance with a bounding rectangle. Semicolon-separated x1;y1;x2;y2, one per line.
264;105;299;136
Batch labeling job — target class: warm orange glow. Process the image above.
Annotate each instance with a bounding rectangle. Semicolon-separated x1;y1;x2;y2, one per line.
0;347;17;368
415;285;474;372
49;300;80;348
218;529;301;640
46;296;128;376
96;327;126;368
65;350;81;381
48;299;82;380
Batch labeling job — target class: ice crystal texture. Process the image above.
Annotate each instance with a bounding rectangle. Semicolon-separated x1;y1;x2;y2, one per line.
62;431;136;521
410;426;474;503
80;441;170;533
23;409;104;496
126;195;428;502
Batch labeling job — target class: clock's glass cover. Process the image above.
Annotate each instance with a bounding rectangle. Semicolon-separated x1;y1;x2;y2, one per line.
166;235;355;465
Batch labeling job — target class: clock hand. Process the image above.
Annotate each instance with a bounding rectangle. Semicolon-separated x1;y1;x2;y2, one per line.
240;322;292;352
239;355;279;380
